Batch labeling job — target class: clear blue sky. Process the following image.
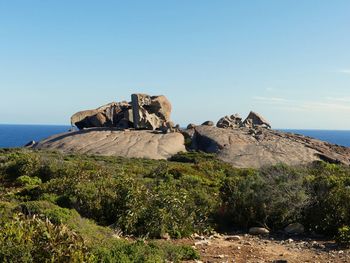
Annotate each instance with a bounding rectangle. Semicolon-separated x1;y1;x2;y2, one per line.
1;0;349;129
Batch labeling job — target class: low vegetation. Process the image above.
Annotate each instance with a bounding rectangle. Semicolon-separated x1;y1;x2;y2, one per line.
1;148;350;261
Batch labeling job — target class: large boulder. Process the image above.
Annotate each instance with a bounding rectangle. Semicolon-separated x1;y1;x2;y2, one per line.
71;101;131;129
131;94;172;130
191;125;350;168
33;128;186;160
71;94;173;131
242;111;271;129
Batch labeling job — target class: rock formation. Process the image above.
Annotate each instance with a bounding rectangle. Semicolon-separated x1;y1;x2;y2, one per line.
71;94;173;131
33;128;186;160
34;96;350;167
217;114;242;128
189;125;350;168
70;101;131;130
242;111;271;129
131;94;172;130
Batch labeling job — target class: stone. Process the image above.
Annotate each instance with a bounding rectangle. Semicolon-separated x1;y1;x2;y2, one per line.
225;235;241;241
32;128;186;160
249;227;270;235
190;125;350;168
187;123;196;129
242;111;271;129
71;101;131;130
131;94;172;130
284;223;305;235
201;120;214;126
24;140;36;147
217;114;242;128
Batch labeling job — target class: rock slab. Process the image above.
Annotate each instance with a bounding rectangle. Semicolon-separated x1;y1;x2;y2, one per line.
33;128;186;160
190;126;350;168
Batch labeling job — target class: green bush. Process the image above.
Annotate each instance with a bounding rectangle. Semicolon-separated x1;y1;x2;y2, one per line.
92;239;199;263
0;213;94;262
16;175;42;187
18;201;80;224
220;165;309;230
336;226;350;246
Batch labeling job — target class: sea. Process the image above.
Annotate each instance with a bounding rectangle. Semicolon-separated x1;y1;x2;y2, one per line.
0;124;349;148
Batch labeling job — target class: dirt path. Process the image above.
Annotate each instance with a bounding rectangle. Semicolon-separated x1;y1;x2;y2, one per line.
177;234;350;263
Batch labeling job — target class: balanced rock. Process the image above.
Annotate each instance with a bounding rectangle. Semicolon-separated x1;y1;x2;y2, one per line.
71;94;173;131
242;111;271;129
71;101;131;130
131;94;172;130
217;114;242;128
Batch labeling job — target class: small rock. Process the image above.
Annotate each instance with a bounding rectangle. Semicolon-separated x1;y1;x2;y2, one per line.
249;227;270;235
225;235;241;241
187;123;196;129
201;120;214;126
24;140;36;147
287;238;294;243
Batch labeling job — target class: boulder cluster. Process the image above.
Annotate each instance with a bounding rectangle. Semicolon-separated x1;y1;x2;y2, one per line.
199;111;271;129
70;93;175;132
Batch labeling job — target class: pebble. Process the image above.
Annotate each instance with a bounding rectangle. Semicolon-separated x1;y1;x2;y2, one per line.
225;235;241;241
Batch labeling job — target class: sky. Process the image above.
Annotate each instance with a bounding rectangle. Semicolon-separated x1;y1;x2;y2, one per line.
0;0;350;129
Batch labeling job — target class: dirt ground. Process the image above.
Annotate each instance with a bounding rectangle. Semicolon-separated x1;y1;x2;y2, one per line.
176;233;350;263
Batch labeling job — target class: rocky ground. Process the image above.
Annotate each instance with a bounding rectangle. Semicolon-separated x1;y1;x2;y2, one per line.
175;233;350;263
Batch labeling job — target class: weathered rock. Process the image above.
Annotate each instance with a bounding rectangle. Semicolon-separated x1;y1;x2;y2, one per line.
32;128;186;160
24;140;36;147
202;121;214;126
284;223;305;235
187;123;196;129
249;227;270;235
242;111;271;129
191;125;350;168
71;101;131;130
131;94;172;130
217;114;242;128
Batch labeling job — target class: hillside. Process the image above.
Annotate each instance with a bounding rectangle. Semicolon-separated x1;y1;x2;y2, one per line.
1;148;350;262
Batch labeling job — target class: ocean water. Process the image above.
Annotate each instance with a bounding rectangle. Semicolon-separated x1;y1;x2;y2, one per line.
0;124;349;148
280;129;350;147
0;124;71;148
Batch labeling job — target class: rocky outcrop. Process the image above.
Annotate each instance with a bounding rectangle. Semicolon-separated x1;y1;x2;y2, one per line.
71;94;173;131
131;94;172;130
33;128;186;160
71;101;131;130
217;114;242;128
202;121;214;126
190;125;350;168
242;111;271;129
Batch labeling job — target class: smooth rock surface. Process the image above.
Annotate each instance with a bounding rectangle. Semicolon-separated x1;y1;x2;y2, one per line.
249;227;270;235
191;126;350;168
33;128;186;159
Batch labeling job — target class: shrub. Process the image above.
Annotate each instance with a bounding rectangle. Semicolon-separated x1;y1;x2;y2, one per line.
220;165;309;230
0;213;94;262
336;226;350;246
5;152;41;179
16;175;42;187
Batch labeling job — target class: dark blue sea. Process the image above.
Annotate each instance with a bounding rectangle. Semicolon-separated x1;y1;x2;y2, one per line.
0;124;349;148
0;124;71;148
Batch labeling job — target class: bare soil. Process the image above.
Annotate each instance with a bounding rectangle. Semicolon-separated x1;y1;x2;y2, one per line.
175;233;350;263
